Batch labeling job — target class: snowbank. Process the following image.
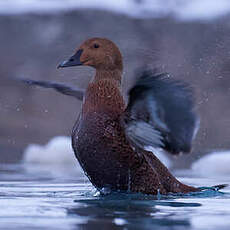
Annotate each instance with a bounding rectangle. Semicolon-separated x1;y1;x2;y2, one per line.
192;150;230;177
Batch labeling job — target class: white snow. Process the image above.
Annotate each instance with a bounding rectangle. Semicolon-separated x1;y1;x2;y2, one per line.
191;150;230;177
23;136;84;177
23;136;75;165
0;0;230;21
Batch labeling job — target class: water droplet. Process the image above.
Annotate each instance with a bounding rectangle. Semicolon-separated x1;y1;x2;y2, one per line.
99;187;111;195
157;189;161;199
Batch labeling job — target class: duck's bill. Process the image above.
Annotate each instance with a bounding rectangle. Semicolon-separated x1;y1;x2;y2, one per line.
57;49;83;68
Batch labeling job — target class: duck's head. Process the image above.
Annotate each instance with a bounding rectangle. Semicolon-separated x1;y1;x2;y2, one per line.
58;38;123;72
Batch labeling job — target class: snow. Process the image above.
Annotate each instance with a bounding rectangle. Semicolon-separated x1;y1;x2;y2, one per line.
22;136;84;177
0;0;230;21
23;136;76;165
191;150;230;177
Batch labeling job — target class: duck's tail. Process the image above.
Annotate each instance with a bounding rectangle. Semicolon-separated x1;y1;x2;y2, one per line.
199;184;228;191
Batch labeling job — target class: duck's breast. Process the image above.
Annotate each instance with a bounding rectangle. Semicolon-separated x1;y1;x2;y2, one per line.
72;80;129;190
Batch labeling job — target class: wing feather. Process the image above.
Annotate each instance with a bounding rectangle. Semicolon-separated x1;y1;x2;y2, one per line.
121;69;199;154
21;79;84;101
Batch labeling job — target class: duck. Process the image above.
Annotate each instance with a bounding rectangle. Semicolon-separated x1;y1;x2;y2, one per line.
23;37;201;195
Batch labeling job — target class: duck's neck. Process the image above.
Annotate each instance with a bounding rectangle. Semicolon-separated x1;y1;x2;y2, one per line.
94;69;122;87
82;68;125;116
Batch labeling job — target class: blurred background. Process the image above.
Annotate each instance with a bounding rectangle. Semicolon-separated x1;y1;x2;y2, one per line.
0;0;230;169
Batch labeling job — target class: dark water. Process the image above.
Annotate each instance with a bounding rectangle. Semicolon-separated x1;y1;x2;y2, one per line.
0;164;229;230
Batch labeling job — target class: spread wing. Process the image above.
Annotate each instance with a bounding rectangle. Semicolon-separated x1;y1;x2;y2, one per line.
121;69;199;155
21;79;84;101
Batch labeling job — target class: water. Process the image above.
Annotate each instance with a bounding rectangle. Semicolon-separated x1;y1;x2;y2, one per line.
0;164;229;230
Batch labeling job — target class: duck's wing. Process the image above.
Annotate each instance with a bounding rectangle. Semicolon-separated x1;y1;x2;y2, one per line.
21;79;84;101
121;69;199;155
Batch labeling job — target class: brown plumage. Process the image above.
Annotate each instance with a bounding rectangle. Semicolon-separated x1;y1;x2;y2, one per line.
23;37;201;195
57;37;199;195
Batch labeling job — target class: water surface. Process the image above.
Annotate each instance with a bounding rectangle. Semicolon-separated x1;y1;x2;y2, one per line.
0;164;229;230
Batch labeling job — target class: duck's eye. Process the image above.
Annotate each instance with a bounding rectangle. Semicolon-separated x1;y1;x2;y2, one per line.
93;43;100;49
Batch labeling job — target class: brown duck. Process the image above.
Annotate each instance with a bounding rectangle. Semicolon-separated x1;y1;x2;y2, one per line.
24;37;202;195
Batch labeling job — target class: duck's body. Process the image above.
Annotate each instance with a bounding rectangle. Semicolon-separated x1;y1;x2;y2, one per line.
72;72;198;194
23;37;203;195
